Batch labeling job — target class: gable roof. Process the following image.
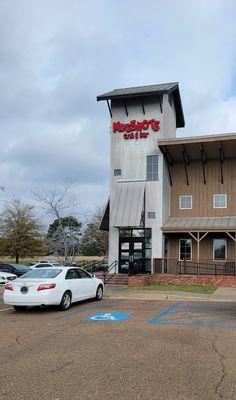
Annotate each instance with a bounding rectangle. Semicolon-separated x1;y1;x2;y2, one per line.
97;82;185;128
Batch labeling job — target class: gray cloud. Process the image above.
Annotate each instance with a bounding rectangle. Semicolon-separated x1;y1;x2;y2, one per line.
0;0;236;214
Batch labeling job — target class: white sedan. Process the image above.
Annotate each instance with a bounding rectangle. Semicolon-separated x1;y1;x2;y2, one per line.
0;272;17;285
3;267;104;311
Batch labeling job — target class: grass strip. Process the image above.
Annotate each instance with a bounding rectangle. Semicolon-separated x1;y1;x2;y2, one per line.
124;283;217;294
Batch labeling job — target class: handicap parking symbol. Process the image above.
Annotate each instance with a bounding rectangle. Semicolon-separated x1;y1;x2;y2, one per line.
84;311;131;322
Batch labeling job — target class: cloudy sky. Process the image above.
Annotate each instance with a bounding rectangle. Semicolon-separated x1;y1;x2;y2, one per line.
0;0;236;219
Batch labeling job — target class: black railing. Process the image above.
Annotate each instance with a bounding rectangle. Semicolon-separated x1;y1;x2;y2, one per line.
83;258;108;274
103;260;118;285
154;258;236;276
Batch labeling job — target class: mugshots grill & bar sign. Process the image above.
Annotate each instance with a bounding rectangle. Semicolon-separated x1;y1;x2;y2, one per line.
112;118;160;140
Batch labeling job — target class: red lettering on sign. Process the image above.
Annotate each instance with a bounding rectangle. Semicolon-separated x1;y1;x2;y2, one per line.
115;118;160;140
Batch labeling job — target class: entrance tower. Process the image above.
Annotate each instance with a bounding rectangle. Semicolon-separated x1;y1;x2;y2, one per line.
97;83;184;273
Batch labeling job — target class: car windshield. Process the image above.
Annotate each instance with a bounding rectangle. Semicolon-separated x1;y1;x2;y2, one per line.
20;269;62;279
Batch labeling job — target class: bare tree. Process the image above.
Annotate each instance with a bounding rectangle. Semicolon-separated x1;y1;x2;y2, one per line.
33;183;86;264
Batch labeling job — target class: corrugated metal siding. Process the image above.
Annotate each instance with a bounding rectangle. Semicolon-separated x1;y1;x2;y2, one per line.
111;182;145;227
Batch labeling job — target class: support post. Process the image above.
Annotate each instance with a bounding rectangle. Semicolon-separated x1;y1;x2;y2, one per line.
124;99;128;116
200;144;207;185
141;98;145;115
106;100;112;118
181;145;189;186
218;142;224;184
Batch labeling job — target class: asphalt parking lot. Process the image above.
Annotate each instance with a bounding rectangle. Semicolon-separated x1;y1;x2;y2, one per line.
0;297;236;400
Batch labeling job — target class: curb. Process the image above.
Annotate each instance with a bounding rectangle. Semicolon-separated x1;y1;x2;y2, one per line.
104;292;236;303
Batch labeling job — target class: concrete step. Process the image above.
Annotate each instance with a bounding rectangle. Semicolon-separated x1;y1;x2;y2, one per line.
95;274;128;285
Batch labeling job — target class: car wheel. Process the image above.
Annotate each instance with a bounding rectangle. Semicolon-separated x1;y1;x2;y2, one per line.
13;306;27;312
95;285;103;301
59;291;72;311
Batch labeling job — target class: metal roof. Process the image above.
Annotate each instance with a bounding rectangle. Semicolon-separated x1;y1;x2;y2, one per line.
97;82;185;128
162;216;236;232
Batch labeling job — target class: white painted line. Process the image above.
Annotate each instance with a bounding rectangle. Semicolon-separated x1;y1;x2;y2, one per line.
0;307;13;312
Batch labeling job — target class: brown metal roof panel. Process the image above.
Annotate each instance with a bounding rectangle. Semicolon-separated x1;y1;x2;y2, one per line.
162;216;236;231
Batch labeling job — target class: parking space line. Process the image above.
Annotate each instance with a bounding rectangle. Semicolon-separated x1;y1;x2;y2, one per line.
148;301;184;324
154;320;236;329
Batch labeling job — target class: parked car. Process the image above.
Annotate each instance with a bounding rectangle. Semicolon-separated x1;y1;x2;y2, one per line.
0;271;17;285
3;267;104;311
0;263;30;277
31;262;63;269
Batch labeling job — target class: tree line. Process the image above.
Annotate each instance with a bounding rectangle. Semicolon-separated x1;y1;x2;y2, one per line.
0;185;108;264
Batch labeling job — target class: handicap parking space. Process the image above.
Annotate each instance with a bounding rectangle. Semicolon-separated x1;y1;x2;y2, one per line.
53;298;236;330
1;297;236;400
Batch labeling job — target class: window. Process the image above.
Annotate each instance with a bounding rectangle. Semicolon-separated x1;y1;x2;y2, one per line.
148;212;156;219
179;239;192;260
213;239;227;260
119;228;151;238
147;155;158;181
114;169;121;176
66;269;79;279
22;269;62;279
179;195;192;209
213;194;227;208
78;269;92;279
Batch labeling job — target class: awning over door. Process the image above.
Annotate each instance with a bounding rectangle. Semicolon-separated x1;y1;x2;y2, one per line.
111;182;145;227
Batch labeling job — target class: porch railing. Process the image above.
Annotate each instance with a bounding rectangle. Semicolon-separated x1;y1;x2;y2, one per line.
153;258;236;276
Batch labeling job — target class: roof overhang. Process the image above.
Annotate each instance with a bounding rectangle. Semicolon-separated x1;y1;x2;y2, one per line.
158;133;236;162
97;82;185;128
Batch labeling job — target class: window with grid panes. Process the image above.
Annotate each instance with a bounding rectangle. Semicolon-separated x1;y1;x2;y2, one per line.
179;239;192;260
147;155;158;181
179;195;192;209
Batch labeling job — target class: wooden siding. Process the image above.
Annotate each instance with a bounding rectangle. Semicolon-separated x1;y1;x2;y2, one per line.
170;159;236;217
167;234;236;261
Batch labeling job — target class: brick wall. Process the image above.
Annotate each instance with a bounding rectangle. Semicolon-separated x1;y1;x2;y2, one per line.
128;274;236;288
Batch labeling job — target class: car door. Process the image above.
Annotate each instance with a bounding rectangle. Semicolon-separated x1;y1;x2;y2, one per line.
76;269;96;299
65;268;86;302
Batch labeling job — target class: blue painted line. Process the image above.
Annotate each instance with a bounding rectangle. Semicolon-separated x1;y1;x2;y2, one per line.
148;301;184;324
161;314;213;322
152;321;236;329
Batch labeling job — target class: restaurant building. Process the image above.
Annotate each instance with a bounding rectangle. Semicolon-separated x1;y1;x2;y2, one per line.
97;83;236;275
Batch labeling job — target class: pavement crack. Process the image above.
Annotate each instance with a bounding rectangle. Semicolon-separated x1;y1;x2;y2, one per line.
212;334;227;399
15;336;20;345
49;360;74;374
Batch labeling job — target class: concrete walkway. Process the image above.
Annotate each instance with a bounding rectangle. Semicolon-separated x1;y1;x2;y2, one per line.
104;285;236;302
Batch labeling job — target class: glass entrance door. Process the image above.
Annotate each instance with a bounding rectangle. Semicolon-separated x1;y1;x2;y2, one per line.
119;238;145;274
119;228;152;274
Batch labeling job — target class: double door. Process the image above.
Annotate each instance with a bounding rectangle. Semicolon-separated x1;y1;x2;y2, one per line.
119;238;145;274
